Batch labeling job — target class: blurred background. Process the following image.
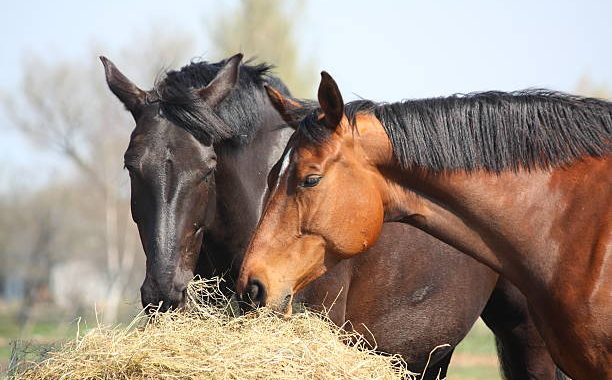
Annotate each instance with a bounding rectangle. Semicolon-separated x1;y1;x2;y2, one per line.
0;0;610;378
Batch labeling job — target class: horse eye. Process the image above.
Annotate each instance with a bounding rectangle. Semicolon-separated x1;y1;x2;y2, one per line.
124;164;136;175
301;175;322;188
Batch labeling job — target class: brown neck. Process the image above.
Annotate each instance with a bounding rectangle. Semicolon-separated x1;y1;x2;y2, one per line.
353;114;607;298
388;169;559;286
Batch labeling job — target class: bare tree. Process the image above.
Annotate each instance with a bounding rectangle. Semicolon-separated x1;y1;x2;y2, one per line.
2;32;194;323
208;0;316;97
17;210;56;330
576;74;611;99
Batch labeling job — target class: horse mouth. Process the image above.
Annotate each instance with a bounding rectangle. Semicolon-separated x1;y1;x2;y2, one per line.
278;293;294;317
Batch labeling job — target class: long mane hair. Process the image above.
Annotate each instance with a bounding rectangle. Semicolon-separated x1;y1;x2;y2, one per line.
152;58;290;145
297;90;612;172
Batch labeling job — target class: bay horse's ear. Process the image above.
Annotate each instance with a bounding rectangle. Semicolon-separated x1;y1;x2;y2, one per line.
100;56;146;120
265;84;303;128
318;71;344;129
198;53;243;108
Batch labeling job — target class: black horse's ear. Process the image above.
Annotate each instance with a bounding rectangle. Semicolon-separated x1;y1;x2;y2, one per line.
100;56;146;121
318;71;344;129
265;85;303;129
198;53;243;108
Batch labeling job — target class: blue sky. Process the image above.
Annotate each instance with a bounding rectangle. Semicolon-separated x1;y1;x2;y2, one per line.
1;0;611;184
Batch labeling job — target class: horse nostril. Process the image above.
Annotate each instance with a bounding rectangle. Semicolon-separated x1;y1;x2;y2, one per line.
170;285;187;308
246;278;266;307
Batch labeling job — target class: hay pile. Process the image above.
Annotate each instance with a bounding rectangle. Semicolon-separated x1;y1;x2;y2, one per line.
14;278;414;379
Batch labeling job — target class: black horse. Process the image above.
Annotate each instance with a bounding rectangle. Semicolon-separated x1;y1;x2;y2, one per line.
102;54;563;379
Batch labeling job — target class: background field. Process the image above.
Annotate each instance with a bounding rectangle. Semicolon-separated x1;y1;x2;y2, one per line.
448;320;501;379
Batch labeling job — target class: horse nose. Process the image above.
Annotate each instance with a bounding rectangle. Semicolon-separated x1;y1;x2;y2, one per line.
243;278;267;308
168;284;187;307
141;281;186;314
140;281;158;310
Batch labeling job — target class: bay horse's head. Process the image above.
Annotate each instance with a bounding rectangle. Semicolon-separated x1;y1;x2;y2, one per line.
102;54;243;312
238;72;388;313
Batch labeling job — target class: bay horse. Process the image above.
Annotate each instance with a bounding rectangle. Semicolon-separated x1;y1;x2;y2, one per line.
102;56;563;378
237;71;612;379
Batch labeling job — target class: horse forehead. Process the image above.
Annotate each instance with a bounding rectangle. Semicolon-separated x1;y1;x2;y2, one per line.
166;127;214;159
294;134;332;157
293;138;340;168
131;119;213;159
125;142;213;182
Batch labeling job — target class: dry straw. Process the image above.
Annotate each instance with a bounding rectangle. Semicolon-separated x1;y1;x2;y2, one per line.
14;278;416;379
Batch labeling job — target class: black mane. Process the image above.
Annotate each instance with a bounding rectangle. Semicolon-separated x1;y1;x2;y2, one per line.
298;90;612;172
153;58;290;145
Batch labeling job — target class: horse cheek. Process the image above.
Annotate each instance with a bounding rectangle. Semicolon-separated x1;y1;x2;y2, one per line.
329;185;384;258
361;191;385;251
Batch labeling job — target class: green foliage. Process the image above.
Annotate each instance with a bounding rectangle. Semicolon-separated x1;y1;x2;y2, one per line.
208;0;316;97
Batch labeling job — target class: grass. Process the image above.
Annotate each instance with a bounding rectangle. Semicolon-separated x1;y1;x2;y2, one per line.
0;311;81;374
0;299;143;375
449;365;502;379
447;319;502;380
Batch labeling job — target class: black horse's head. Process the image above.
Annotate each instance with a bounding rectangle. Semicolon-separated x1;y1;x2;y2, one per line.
101;54;243;312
